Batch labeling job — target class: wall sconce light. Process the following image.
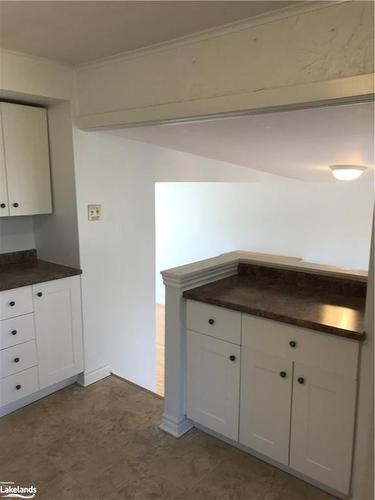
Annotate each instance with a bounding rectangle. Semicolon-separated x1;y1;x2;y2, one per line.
329;165;367;181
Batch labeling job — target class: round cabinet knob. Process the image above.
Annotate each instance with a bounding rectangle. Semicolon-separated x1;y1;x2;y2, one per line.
37;292;43;297
279;371;287;378
289;340;297;348
11;330;17;336
229;355;236;362
297;377;305;385
16;384;22;390
208;318;215;325
9;301;15;307
12;202;19;208
0;203;6;208
14;357;20;363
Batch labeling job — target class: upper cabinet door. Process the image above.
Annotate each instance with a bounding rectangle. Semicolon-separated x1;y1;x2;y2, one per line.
0;112;9;216
1;103;52;216
33;276;84;389
290;363;357;495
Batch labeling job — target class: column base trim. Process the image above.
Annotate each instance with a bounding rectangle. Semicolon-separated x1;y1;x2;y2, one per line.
160;413;194;437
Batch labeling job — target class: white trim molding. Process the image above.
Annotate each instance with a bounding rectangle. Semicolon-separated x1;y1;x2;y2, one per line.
162;250;367;289
160;413;194;438
77;365;111;387
75;75;375;131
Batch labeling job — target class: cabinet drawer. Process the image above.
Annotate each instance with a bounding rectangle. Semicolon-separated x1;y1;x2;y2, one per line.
242;314;359;378
186;300;241;344
0;366;39;405
0;314;35;350
0;340;37;378
0;287;33;320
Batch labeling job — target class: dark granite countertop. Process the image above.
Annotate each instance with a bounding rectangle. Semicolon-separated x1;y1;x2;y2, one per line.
183;263;367;341
0;250;82;292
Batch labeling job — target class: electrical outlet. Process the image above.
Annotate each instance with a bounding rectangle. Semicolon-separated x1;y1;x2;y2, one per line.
88;204;102;221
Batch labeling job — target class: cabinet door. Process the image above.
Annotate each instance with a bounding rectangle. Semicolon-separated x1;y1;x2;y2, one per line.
0;111;9;216
33;276;83;389
186;330;240;441
1;102;52;216
290;363;357;495
239;348;292;465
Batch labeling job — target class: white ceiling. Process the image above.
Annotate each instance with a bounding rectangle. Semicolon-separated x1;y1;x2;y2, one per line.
116;102;375;182
0;1;295;65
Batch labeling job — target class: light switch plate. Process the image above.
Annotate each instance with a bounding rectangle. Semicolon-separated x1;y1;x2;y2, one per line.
88;204;102;221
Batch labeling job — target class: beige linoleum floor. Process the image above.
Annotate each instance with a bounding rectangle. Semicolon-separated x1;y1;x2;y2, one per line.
0;376;336;500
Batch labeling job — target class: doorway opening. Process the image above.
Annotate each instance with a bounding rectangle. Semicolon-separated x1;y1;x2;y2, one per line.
114;99;374;396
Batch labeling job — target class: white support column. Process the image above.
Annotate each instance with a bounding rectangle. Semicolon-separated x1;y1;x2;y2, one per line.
160;255;239;437
159;283;193;437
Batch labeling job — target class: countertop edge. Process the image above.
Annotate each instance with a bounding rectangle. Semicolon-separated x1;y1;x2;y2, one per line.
183;294;366;342
0;265;82;292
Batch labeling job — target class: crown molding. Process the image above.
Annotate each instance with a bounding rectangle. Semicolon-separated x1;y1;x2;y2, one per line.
76;1;344;70
0;48;74;70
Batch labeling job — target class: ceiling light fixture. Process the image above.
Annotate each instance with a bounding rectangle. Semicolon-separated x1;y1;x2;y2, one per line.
329;165;367;181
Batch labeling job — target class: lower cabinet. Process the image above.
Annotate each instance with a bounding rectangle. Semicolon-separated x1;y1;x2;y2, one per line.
33;276;84;389
185;300;359;497
289;363;357;494
239;349;357;494
0;276;84;411
240;349;293;465
186;330;240;441
1;366;39;405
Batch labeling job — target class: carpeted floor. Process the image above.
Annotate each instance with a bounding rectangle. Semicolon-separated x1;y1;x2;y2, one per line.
0;376;336;500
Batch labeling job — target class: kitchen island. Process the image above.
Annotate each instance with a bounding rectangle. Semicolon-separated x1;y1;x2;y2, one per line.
160;251;368;498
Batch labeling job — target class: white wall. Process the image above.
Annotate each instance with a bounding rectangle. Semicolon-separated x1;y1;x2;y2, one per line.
73;132;156;390
72;133;290;391
0;217;35;253
155;181;374;303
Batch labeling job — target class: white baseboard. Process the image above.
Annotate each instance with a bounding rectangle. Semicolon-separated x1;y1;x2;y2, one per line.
160;413;194;437
77;365;111;387
0;375;79;417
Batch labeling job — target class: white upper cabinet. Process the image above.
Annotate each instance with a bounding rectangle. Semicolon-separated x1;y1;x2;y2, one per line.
0;102;52;216
0;112;9;216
